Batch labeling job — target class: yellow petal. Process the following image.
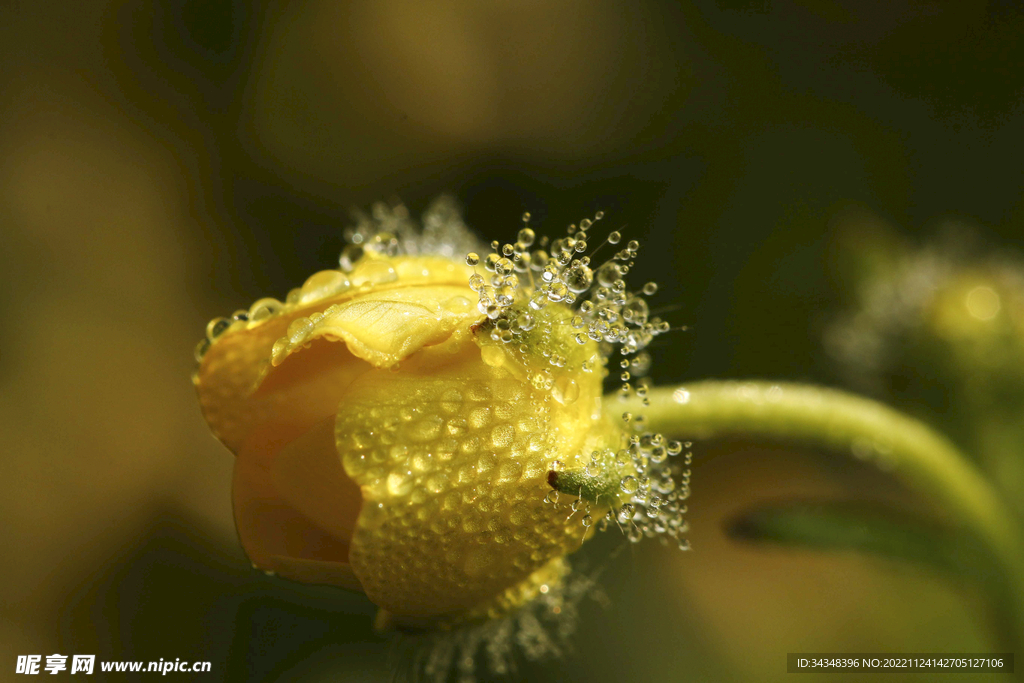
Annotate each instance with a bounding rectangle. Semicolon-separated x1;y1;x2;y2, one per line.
269;416;362;551
336;331;617;618
232;433;353;569
270;285;478;369
195;256;478;594
195;255;475;453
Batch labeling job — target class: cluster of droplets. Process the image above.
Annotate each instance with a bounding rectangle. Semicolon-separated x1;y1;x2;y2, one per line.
468;211;667;353
405;561;602;683
545;430;692;552
460;212;694;552
607;428;692;551
464;212;672;406
339;196;483;269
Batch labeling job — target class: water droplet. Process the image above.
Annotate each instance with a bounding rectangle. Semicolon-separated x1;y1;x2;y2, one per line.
497;285;516;305
299;269;351;304
248;297;282;322
286;317;315;344
481;345;506;368
466;252;480;266
618;503;635;521
629;352;652;376
565;264;594;293
351;260;398;286
386;471;414;496
595;262;621;288
620;476;638;494
622;296;650;325
205;317;231;341
547;281;568;302
339;244;365;271
515;312;535;331
270;337;289;365
194;338;211;362
643;281;658;296
551;376;580;405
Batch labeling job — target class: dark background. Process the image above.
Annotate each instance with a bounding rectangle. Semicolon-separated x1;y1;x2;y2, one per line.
2;0;1021;680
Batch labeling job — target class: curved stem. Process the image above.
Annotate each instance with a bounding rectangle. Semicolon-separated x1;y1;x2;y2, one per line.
619;381;1024;647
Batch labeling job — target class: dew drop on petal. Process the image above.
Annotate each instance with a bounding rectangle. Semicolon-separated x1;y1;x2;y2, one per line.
248;297;282;322
565;264;593;293
551;376;580;405
299;269;351;304
194;338;210;362
206;317;231;341
480;345;506;368
339;244;365;272
547;282;568;302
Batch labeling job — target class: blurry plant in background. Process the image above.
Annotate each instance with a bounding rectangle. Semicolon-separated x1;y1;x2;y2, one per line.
4;0;1024;681
828;211;1024;521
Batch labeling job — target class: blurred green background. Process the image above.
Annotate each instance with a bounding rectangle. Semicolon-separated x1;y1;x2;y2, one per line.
3;0;1023;680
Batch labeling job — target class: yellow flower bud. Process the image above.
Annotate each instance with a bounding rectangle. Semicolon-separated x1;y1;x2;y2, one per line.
193;198;685;636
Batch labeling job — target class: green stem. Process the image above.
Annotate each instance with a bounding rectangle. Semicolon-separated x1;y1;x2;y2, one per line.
622;380;1024;648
